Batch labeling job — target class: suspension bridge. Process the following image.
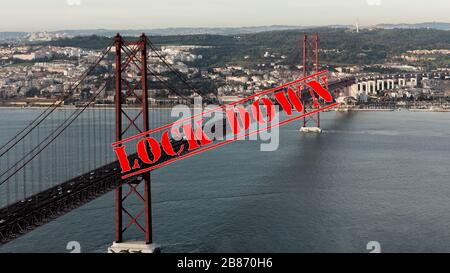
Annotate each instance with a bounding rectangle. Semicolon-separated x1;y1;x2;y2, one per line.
0;33;354;252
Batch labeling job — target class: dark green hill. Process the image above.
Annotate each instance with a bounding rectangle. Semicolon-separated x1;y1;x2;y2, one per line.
43;28;450;67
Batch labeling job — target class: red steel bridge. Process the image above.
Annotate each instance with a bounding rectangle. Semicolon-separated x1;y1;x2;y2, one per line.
0;33;354;250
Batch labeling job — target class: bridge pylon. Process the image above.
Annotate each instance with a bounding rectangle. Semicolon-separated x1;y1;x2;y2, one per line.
300;33;324;133
108;33;160;253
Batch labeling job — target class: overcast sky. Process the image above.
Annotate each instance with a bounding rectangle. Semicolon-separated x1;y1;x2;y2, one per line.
1;0;449;32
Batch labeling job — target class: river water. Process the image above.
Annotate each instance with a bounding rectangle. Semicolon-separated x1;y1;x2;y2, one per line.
1;109;450;253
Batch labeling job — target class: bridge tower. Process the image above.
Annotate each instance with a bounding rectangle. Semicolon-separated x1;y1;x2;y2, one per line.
108;34;160;253
300;33;323;133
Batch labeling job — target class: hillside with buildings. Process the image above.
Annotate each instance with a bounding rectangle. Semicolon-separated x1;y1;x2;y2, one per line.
0;27;449;109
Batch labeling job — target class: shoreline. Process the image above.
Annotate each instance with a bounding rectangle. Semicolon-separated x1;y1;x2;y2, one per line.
0;105;176;110
338;108;450;112
0;106;449;112
335;108;395;112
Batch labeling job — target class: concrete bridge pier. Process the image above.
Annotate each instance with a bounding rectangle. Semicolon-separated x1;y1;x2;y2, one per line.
387;79;394;90
376;80;384;91
300;127;322;133
368;80;376;95
108;241;161;253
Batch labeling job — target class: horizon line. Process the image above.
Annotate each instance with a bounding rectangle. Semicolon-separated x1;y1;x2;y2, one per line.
1;21;450;33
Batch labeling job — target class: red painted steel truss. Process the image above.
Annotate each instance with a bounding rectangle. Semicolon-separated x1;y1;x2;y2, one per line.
114;34;152;244
301;33;325;128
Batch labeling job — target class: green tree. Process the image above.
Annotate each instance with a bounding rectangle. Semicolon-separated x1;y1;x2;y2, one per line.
25;87;39;97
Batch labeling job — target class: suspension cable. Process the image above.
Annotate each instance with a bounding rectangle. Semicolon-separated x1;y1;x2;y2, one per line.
0;40;114;158
147;40;216;101
0;77;112;186
119;43;193;102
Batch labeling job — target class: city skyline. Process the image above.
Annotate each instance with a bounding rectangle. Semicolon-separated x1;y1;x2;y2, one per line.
1;0;449;32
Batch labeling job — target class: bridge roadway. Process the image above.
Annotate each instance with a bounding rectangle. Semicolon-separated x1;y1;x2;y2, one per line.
0;78;354;244
0;160;123;244
0;137;198;244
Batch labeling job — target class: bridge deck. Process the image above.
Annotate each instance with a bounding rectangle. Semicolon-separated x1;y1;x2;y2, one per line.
0;160;123;244
0;139;189;244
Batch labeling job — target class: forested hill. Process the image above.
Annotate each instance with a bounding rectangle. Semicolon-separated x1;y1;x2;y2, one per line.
42;28;450;67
